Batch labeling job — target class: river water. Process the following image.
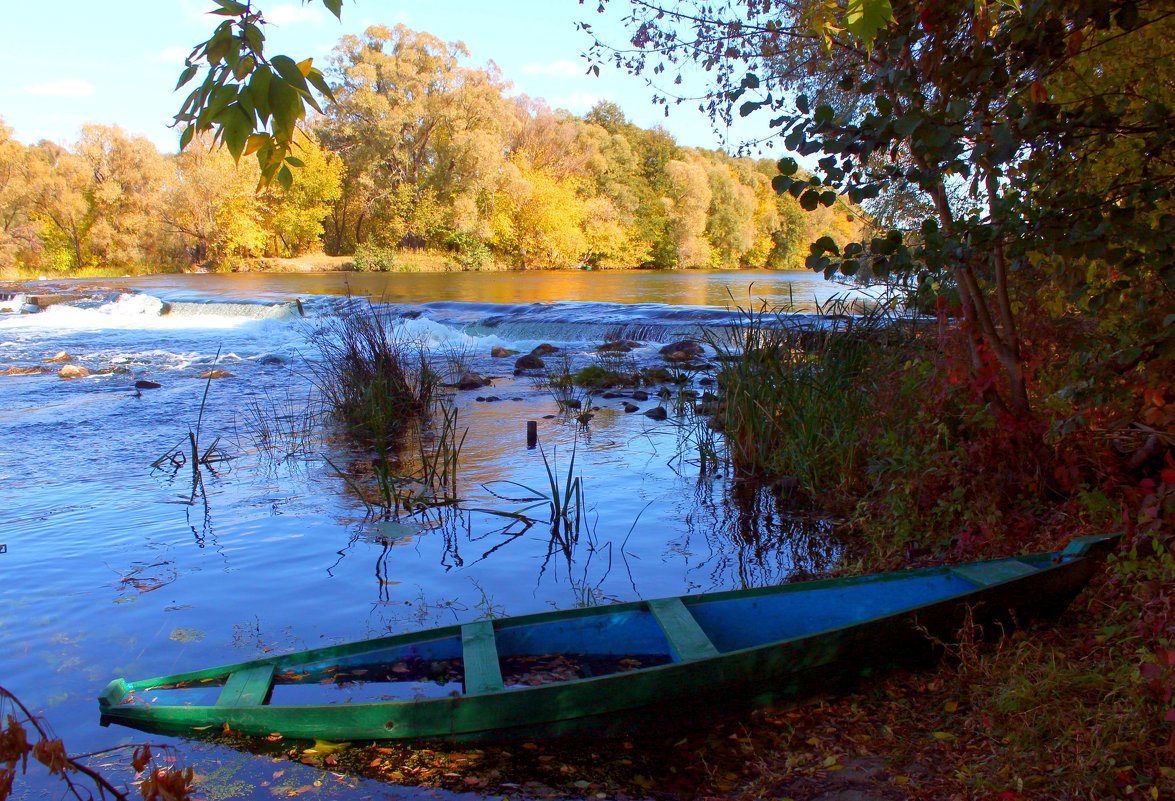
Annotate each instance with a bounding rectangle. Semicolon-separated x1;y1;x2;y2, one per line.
0;269;865;799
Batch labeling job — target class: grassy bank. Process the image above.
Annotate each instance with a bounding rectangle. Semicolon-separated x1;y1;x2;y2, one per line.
702;297;1175;798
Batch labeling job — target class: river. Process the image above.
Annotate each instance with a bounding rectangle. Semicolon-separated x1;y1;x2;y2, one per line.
0;269;866;799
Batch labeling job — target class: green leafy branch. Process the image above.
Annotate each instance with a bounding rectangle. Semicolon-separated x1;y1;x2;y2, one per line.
175;0;341;188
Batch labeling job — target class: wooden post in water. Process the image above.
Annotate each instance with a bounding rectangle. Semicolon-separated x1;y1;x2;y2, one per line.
526;420;538;449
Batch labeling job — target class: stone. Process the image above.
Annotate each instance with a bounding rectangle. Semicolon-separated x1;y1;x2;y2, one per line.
455;372;490;390
58;364;91;379
45;351;74;363
530;343;560;356
198;369;234;379
659;339;704;360
622;402;639;413
514;353;545;371
1;366;48;377
631;390;650;401
490;346;518;358
135;379;162;389
643;406;668;421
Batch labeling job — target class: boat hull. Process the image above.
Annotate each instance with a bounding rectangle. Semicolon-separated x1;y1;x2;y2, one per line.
98;535;1117;742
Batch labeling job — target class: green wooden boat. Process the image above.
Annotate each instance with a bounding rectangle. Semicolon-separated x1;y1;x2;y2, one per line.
98;534;1118;742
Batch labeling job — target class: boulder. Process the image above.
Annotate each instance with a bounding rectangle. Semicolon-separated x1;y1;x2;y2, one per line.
1;366;48;377
45;351;74;363
643;406;668;421
198;369;234;379
514;353;545;371
622;402;639;414
490;346;519;358
530;343;560;356
135;379;162;390
58;364;91;379
455;372;491;390
659;340;706;362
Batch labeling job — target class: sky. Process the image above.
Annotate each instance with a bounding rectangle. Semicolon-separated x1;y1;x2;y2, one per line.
0;0;772;154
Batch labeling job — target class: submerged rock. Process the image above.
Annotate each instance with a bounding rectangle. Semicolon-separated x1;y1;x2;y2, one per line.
622;402;639;413
597;340;640;353
198;369;234;379
1;366;49;377
135;379;162;390
643;406;668;421
490;346;519;358
531;343;560;356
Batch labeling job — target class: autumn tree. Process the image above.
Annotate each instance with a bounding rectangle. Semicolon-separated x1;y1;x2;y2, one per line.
588;0;1174;417
0;120;38;273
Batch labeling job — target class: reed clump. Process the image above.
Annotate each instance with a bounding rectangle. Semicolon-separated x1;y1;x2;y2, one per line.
709;297;909;505
309;298;437;447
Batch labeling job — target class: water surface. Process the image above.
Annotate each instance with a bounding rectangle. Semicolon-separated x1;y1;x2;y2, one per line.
0;269;859;799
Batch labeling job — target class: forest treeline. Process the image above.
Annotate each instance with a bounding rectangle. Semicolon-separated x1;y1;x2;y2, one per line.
0;24;858;276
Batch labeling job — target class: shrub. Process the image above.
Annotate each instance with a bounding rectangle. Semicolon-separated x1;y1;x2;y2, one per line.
353;243;397;272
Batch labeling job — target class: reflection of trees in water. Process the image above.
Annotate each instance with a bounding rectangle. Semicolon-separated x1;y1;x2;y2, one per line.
677;478;844;590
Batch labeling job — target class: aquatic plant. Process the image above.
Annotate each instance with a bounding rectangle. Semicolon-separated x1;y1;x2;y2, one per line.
308;298;436;448
707;296;908;500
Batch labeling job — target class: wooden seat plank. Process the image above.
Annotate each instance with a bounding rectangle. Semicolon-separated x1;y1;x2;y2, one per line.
648;597;719;662
461;621;504;695
216;664;274;707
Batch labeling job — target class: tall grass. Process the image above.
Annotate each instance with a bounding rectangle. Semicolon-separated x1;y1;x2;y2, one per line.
708;296;910;502
308;298;437;448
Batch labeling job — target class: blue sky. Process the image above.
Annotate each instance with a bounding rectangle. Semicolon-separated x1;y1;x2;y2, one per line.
0;0;771;153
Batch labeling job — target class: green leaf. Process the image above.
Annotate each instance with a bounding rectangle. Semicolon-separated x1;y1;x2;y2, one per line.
250;66;273;121
321;0;343;18
800;189;821;211
213;0;249;12
844;0;893;46
305;68;335;102
820;191;838;207
777;157;799;176
179;124;196;151
796;94;809;115
284;155;306;168
277;164;294;190
176;64;199;90
739;101;759;118
271;55;308;92
771;175;793;194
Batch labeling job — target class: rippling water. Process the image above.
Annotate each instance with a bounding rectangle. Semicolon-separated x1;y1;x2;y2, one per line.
0;270;863;799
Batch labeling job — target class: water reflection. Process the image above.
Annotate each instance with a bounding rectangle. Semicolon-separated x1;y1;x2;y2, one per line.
679;479;845;590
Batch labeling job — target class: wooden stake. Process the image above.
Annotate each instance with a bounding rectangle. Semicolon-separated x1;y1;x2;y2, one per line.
526;420;538;449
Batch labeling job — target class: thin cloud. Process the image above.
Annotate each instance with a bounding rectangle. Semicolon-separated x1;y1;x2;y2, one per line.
550;91;606;112
521;59;584;78
265;3;327;25
153;46;193;63
23;79;95;98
